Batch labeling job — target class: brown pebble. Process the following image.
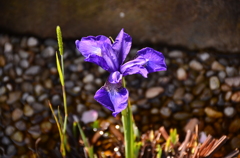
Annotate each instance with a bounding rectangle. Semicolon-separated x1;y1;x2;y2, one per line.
204;107;223;118
231;91;240;102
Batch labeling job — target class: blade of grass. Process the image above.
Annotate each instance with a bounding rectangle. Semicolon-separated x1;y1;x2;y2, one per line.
48;101;65;157
56;53;64;86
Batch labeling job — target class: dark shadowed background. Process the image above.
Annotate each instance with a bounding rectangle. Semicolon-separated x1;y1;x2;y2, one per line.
0;0;240;53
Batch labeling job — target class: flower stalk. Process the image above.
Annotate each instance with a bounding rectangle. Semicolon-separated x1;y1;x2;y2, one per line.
121;77;134;158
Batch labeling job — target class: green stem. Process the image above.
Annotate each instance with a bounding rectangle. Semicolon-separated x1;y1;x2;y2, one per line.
60;55;67;134
121;77;134;158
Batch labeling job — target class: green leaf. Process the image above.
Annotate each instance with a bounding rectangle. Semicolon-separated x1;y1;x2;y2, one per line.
56;26;64;55
56;53;64;86
156;144;162;158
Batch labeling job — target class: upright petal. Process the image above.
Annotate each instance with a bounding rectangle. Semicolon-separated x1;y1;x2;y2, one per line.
101;43;119;72
94;81;128;117
137;47;167;73
112;29;132;65
120;57;148;78
75;35;112;71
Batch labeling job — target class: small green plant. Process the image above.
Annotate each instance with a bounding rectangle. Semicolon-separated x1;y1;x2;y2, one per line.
49;26;95;158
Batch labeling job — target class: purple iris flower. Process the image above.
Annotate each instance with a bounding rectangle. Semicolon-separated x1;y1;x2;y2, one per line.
76;29;167;117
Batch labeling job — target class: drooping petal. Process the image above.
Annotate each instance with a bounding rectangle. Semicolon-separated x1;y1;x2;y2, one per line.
75;35;112;71
94;81;128;117
112;29;132;66
120;57;148;78
137;47;167;73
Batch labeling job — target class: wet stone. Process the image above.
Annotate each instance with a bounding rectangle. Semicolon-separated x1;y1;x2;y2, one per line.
224;107;235;117
12;108;23;121
204;107;223;118
189;60;203;71
211;61;225;71
145;87;164;98
209;76;220;90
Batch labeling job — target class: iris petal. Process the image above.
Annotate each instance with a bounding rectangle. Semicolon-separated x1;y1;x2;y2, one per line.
112;29;132;66
120;57;148;78
75;35;112;71
137;47;167;73
101;43;119;72
108;71;122;84
94;81;128;117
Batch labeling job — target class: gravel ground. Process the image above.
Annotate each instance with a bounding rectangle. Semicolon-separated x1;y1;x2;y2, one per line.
0;34;240;157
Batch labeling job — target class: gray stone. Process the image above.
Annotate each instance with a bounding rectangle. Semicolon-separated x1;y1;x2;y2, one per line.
177;67;187;80
189;60;203;71
198;52;210;61
27;37;38;47
211;61;225;71
4;42;12;53
224;106;235;117
145;87;164;98
42;46;55;58
168;50;183;58
25;66;41;75
226;66;238;77
7;91;21;104
19;59;29;68
209;76;220;90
